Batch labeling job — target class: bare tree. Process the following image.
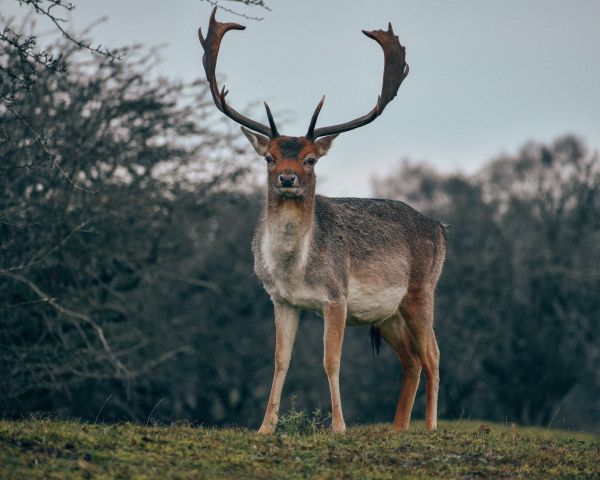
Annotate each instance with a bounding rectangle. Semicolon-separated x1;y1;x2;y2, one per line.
1;0;123;188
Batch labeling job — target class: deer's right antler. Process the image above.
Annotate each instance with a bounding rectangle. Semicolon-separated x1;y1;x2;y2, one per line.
199;8;279;138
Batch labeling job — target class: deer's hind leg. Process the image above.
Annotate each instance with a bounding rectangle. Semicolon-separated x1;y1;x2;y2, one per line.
400;290;440;431
379;313;422;432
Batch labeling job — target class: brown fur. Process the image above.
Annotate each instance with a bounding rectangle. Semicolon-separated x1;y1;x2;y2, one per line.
251;135;446;434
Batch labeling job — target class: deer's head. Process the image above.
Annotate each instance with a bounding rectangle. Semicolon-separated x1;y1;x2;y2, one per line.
239;131;335;198
198;8;409;199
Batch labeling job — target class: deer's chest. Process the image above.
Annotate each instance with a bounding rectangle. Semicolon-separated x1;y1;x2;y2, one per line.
258;227;327;310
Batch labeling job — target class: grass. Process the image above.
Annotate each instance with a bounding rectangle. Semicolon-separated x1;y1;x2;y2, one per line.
1;414;598;479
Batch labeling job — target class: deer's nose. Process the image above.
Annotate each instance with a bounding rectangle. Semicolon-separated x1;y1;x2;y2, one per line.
278;174;297;188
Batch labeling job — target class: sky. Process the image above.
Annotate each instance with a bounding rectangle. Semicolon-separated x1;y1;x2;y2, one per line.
4;0;600;196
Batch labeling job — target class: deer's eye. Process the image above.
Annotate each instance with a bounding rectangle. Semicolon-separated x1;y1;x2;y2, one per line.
305;157;316;166
265;155;275;165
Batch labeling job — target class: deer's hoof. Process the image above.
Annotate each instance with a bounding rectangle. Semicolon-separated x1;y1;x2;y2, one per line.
425;422;437;432
332;423;346;434
257;424;275;435
392;423;409;433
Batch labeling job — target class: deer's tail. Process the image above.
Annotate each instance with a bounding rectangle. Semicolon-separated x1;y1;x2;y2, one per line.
370;325;382;356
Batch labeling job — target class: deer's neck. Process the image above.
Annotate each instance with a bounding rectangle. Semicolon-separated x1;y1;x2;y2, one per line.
262;191;315;275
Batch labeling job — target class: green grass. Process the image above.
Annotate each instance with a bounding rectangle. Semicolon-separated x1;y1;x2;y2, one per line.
1;415;598;479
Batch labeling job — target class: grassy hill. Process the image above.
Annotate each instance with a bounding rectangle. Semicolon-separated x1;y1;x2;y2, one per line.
1;417;598;479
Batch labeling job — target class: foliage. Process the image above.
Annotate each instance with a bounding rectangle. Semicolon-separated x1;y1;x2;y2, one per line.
0;418;597;479
277;396;332;436
0;33;260;423
373;136;600;429
1;0;122;169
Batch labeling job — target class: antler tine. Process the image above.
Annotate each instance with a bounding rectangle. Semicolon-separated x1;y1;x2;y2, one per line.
263;101;279;137
199;7;275;137
306;95;325;140
307;23;409;140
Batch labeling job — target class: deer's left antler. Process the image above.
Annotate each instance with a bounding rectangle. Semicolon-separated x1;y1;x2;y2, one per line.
306;23;409;140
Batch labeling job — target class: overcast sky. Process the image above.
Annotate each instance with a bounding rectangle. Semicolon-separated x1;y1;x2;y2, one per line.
5;0;600;196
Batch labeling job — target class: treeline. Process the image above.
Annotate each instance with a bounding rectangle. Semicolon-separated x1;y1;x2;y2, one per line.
1;39;598;431
373;139;600;429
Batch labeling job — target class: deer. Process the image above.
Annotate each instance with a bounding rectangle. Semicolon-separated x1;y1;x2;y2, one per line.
198;8;446;434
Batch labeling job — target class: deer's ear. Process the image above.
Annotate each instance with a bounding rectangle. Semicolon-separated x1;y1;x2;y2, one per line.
241;126;270;156
314;134;338;157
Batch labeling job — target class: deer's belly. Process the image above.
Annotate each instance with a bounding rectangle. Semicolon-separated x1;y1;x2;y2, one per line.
264;270;406;322
267;277;328;312
346;277;406;323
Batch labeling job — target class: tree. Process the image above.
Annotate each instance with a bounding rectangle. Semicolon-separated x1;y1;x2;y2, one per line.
479;137;600;424
0;35;257;420
373;137;600;428
1;0;123;189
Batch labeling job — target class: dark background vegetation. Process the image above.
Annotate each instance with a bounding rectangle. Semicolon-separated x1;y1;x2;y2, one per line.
1;1;599;433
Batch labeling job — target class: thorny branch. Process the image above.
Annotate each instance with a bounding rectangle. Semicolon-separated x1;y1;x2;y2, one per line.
1;271;132;379
11;0;120;60
2;101;94;191
1;0;122;188
201;0;271;21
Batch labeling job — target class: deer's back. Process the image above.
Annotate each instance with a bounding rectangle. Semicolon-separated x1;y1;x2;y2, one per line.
316;195;444;278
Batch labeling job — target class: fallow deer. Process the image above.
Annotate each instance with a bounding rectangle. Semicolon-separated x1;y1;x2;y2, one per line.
199;8;446;434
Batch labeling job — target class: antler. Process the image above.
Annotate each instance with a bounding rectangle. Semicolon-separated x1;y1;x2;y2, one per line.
306;23;409;140
199;8;279;137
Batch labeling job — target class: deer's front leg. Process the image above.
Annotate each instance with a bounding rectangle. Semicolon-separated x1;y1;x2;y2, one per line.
323;301;347;434
258;301;299;434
